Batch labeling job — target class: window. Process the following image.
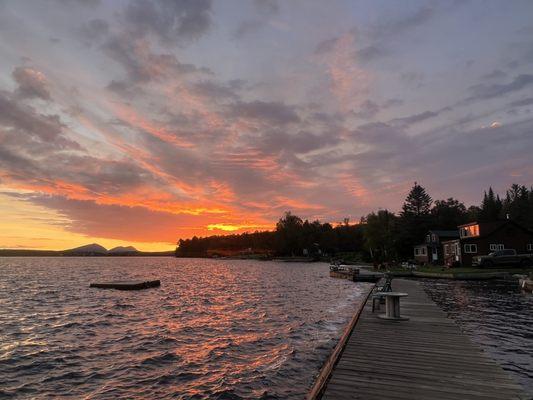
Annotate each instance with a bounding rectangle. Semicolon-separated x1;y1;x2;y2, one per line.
464;244;477;253
527;244;533;252
460;225;480;238
415;247;427;256
489;244;504;251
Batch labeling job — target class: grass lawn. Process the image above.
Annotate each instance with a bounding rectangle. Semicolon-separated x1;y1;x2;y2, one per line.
367;265;533;276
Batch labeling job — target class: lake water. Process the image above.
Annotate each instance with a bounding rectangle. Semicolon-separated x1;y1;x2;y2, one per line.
0;258;370;399
421;279;533;395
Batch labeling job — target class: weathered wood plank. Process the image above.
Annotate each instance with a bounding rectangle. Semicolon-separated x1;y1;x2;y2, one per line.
313;278;528;400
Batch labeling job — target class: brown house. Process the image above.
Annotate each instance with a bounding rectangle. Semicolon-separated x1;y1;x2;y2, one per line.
445;220;533;267
414;230;459;265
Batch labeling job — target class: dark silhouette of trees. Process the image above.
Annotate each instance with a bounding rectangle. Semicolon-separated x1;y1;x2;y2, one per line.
431;198;468;230
275;212;304;255
364;210;397;261
176;182;533;261
501;184;532;228
479;187;502;222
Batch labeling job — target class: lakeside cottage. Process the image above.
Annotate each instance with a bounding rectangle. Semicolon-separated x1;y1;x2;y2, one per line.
437;220;533;267
413;230;459;265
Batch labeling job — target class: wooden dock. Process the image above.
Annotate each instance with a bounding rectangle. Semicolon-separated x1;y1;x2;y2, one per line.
313;279;528;400
89;280;160;290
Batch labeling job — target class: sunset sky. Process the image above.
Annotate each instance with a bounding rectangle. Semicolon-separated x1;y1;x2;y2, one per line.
1;0;533;251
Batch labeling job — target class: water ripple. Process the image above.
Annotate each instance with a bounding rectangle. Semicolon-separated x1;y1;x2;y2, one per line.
0;257;369;399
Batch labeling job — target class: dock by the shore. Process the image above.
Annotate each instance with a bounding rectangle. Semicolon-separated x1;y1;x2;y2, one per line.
310;279;528;400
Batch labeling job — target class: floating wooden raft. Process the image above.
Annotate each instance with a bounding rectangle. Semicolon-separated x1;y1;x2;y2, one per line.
90;280;160;290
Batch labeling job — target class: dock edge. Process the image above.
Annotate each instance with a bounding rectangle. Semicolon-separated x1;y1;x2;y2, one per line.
306;283;376;400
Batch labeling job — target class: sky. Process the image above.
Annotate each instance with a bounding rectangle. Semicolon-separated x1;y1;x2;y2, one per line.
1;0;533;251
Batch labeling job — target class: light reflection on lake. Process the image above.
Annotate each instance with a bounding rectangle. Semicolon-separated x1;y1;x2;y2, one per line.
0;257;370;399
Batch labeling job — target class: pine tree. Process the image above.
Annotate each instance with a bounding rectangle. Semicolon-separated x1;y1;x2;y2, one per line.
501;184;530;225
396;182;433;258
479;187;502;221
401;182;433;217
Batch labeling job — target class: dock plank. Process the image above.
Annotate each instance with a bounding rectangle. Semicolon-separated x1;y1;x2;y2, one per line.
315;279;528;400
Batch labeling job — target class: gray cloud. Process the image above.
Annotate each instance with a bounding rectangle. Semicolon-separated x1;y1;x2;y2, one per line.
0;90;64;141
481;69;507;80
233;20;262;39
12;67;51;100
232;0;279;39
356;45;388;62
253;129;340;155
353;98;403;120
103;35;211;84
468;74;533;101
390;110;439;127
369;6;434;40
226;100;300;125
254;0;279;15
122;0;212;45
509;97;533;107
77;18;109;46
189;80;240;101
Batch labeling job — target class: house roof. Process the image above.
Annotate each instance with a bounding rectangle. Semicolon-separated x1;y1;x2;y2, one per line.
459;220;533;239
428;230;459;238
441;238;460;244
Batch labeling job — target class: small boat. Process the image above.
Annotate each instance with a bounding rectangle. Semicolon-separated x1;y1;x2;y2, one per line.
329;265;382;282
330;264;358;280
518;276;533;293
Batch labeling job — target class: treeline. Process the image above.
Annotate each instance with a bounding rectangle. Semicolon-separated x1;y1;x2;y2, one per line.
176;183;533;261
176;215;365;258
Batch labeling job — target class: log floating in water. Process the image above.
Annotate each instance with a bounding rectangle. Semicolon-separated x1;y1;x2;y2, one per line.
89;280;160;290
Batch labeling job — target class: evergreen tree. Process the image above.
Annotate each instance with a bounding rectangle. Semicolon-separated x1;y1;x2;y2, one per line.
501;184;530;226
397;182;433;258
479;187;502;221
400;182;433;217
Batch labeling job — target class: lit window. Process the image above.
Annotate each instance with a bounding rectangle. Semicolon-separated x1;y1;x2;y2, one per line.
527;244;533;251
461;225;480;238
490;244;504;251
464;244;477;253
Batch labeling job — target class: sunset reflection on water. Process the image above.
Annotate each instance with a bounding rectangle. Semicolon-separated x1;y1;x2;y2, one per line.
0;257;369;399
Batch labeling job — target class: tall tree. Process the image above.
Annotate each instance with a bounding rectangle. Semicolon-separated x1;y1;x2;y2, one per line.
401;182;433;217
478;187;502;221
501;184;530;226
275;211;304;255
431;198;468;229
364;210;397;261
397;182;433;256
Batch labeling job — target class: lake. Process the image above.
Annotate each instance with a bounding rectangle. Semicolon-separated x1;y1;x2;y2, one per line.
0;258;370;399
421;278;533;395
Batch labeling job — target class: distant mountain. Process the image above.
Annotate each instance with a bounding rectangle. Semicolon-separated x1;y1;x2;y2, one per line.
65;243;108;255
108;246;138;254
